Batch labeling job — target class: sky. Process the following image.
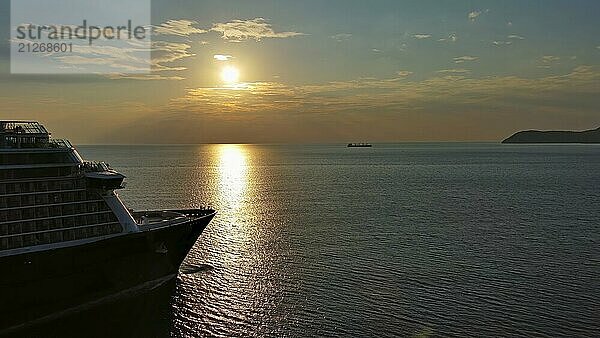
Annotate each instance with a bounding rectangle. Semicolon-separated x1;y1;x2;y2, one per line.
0;0;599;143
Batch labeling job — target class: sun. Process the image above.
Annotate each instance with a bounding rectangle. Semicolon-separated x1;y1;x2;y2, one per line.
221;66;240;84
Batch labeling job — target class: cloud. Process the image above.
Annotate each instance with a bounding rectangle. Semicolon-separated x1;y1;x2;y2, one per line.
413;34;431;39
396;71;413;77
537;56;560;69
107;74;185;81
64;40;194;79
454;56;479;63
541;55;560;63
151;41;195;71
214;54;233;61
211;18;305;42
438;33;457;42
154;19;206;37
41;66;600;143
50;44;151;73
508;35;525;40
468;11;482;21
436;69;470;74
469;9;489;21
34;19;203;78
331;33;352;42
167;66;600;138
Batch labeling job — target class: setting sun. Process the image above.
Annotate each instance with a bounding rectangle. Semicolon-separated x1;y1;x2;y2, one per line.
221;66;240;84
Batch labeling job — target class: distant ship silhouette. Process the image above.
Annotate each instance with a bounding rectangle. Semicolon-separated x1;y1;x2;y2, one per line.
347;143;372;148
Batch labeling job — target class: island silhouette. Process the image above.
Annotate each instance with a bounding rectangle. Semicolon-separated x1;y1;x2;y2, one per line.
502;127;600;144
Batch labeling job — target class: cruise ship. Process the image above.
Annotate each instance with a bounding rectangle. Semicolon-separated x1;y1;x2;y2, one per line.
0;121;216;333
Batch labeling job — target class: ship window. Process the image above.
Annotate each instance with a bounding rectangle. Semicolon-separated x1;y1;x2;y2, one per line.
0;171;11;180
63;217;75;227
63;230;75;241
35;194;49;205
37;206;50;218
6;183;16;194
0;197;6;209
19;183;29;193
97;225;107;236
0;184;6;194
8;222;21;234
7;196;20;208
89;214;99;225
50;218;63;229
78;228;89;240
85;214;95;225
6;183;18;194
8;236;23;249
49;206;62;217
22;195;35;206
21;221;34;233
66;192;77;203
50;231;62;243
48;181;60;191
7;210;21;222
22;234;36;247
59;181;73;190
36;232;50;245
0;238;8;250
22;207;35;219
62;204;74;215
39;219;50;231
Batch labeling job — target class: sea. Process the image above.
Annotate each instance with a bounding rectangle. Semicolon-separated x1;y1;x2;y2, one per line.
14;143;600;337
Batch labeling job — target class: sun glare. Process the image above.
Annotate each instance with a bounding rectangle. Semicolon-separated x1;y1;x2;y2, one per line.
221;66;240;84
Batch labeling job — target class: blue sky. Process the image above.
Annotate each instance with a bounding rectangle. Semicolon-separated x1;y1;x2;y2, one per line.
1;0;599;143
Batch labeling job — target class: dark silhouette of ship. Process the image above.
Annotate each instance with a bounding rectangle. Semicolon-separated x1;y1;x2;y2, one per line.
347;143;372;148
0;121;216;333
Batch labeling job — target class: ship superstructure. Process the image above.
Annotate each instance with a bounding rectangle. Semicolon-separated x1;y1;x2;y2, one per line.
0;121;215;333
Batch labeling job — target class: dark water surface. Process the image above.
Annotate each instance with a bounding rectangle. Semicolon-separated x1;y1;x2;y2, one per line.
17;144;600;337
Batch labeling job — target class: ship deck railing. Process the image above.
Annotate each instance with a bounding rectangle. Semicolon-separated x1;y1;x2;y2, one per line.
0;121;48;135
78;161;111;173
131;208;215;227
0;138;73;150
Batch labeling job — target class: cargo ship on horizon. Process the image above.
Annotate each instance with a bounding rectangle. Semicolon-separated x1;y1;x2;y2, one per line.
347;143;372;148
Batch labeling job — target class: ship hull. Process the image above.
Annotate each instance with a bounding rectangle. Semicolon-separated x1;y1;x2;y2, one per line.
0;211;215;334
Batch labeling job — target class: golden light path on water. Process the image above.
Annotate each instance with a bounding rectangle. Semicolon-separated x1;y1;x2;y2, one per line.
178;144;299;337
212;144;252;270
217;144;248;214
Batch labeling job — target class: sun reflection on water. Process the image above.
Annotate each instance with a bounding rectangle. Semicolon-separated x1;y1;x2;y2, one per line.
214;144;253;268
217;144;248;214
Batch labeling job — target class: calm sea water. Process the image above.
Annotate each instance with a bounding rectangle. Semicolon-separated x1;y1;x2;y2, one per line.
18;144;600;337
